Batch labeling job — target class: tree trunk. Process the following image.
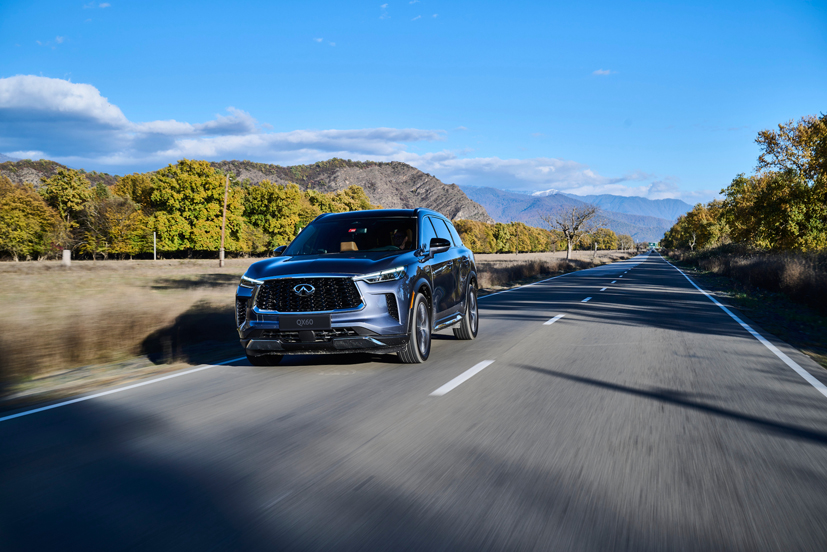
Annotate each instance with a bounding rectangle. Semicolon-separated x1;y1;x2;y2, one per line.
566;241;573;260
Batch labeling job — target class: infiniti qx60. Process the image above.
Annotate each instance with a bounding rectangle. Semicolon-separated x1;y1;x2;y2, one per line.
235;208;479;365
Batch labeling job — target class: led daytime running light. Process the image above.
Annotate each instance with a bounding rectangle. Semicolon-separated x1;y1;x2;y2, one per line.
239;275;264;288
353;266;406;283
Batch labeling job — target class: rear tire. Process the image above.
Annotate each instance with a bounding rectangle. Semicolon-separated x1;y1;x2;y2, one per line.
398;293;431;364
453;281;479;340
246;353;283;366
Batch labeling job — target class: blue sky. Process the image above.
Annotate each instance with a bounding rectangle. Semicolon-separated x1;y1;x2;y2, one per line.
1;0;825;202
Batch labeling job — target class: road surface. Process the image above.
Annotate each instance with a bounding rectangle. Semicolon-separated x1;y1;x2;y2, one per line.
2;252;827;551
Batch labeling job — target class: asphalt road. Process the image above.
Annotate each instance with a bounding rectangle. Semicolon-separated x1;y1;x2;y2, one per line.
3;252;827;551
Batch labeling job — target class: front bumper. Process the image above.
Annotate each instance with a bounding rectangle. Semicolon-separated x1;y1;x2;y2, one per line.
236;277;411;356
243;329;408;355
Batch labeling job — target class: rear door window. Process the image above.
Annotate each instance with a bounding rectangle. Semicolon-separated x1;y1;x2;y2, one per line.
420;217;438;249
433;218;456;246
444;220;463;246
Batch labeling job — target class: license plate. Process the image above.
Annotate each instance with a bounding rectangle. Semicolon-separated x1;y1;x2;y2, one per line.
279;314;331;331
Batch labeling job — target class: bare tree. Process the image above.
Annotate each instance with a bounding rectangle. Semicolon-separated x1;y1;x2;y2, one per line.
540;205;600;260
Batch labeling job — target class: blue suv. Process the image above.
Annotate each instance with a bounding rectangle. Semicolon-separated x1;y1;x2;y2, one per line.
235;209;479;365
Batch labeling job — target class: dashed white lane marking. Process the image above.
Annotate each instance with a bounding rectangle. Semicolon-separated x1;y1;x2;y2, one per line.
600;287;607;291
611;280;617;283
431;360;496;396
660;253;827;400
619;275;623;278
544;314;566;326
0;356;247;423
582;297;592;303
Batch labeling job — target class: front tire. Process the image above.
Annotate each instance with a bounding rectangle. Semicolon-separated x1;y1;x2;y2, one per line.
246;353;283;366
399;293;431;363
453;281;479;340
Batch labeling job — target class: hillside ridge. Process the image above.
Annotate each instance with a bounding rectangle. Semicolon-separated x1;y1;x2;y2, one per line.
212;159;494;223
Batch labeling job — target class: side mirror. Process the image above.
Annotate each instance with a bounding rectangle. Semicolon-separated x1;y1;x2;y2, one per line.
273;245;287;256
429;237;451;256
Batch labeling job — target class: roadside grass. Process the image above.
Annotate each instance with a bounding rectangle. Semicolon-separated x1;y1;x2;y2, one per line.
664;246;827;314
664;254;827;370
0;250;635;408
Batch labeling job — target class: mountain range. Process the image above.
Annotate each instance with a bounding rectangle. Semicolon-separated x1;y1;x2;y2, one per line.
460;186;690;242
561;193;692;222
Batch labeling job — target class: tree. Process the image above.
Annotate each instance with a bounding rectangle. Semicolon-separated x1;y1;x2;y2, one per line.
41;169;92;223
590;228;618;250
114;173;154;209
617;234;635;250
453;220;496;253
148;160;244;252
0;177;59;260
244;181;304;248
79;196;149;259
756;114;827;183
493;223;515;253
540;205;600;259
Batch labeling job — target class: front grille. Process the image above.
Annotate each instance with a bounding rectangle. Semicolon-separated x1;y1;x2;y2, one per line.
236;298;248;326
260;327;359;343
385;293;399;322
256;277;362;312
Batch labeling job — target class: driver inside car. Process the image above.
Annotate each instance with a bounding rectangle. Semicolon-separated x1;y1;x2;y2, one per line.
392;228;412;250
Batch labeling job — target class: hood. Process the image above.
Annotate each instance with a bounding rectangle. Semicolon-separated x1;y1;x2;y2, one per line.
244;251;417;280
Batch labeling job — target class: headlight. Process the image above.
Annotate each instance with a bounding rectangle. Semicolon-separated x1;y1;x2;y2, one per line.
239;275;264;288
353;266;406;283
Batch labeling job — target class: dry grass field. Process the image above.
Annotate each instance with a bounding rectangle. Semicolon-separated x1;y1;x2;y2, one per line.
0;250;635;404
0;258;251;390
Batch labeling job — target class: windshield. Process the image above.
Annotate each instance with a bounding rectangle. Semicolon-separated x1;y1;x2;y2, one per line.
284;216;417;256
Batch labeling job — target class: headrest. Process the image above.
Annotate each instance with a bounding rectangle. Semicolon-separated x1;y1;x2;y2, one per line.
340;241;358;252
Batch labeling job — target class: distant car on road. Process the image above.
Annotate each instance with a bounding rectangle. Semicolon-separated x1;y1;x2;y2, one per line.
235;209;479;365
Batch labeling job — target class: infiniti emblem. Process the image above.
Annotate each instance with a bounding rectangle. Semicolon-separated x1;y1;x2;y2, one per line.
293;284;315;297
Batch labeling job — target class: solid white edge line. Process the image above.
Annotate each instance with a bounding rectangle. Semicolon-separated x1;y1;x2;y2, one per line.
659;253;827;399
543;314;566;326
430;360;496;397
0;356;247;423
582;297;592;303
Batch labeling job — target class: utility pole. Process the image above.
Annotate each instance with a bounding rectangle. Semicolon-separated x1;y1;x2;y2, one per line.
219;175;229;268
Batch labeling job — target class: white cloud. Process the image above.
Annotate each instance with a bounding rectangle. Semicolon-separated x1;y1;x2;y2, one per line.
409;0;419;3
0;75;705;201
432;13;438;17
6;150;46;160
314;37;323;42
55;36;65;44
84;2;109;8
412;15;421;20
329;42;336;47
380;3;388;7
0;75;446;171
99;2;110;7
592;69;615;76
